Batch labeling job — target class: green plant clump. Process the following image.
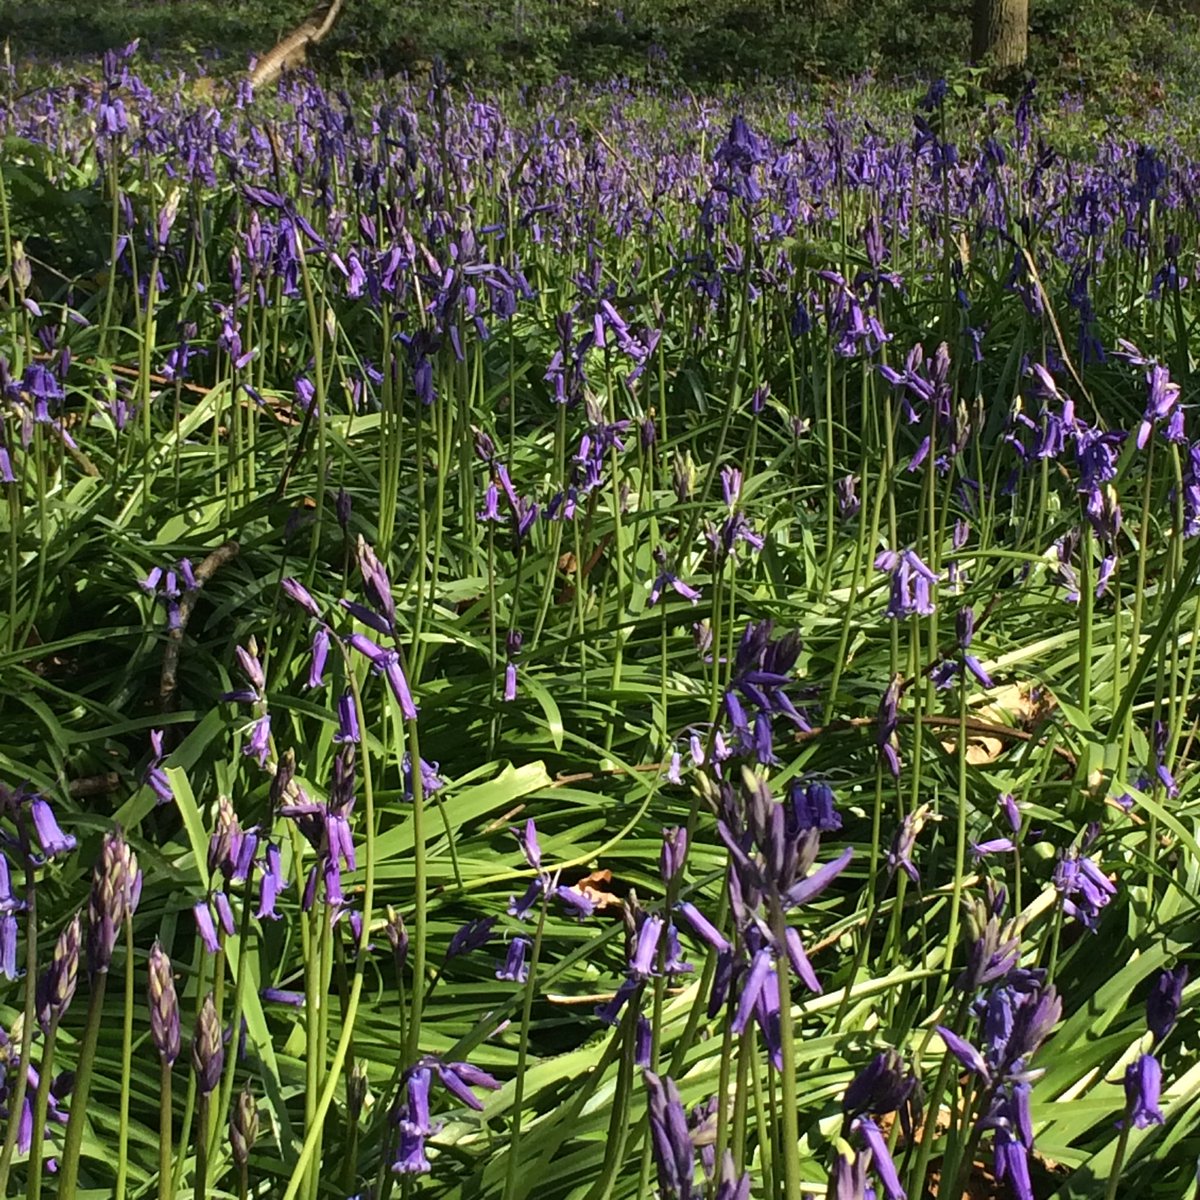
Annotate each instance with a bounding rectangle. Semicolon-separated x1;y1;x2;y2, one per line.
0;48;1197;1200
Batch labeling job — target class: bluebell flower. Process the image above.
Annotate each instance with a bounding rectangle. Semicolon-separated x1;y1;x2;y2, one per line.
446;916;496;961
1122;1053;1164;1129
660;827;688;883
143;730;174;806
29;798;76;859
496;938;530;983
347;633;418;720
1147;965;1187;1045
875;547;939;618
1053;847;1116;931
644;1071;696;1200
852;1115;905;1200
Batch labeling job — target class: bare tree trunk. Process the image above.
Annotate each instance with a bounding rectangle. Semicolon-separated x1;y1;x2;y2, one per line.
971;0;1028;69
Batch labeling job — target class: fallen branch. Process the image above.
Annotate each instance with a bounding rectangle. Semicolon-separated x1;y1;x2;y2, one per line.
159;541;240;713
248;0;346;92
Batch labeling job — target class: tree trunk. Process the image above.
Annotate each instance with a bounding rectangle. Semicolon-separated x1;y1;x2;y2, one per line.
971;0;1028;69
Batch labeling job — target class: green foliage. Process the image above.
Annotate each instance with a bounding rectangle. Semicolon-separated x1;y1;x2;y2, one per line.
3;0;1200;103
0;43;1200;1200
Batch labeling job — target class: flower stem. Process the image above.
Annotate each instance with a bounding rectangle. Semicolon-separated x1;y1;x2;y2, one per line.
115;921;136;1200
194;1093;209;1200
0;864;38;1195
770;899;802;1200
279;666;377;1200
159;1062;174;1200
1104;1122;1132;1200
502;900;548;1200
27;1015;60;1200
57;970;109;1199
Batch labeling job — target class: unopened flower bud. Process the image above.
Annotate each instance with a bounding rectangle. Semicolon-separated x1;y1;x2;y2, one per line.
956;606;974;650
36;912;81;1032
208;795;237;877
271;748;296;809
192;992;224;1094
385;906;409;973
673;451;695;504
659;827;688;884
11;241;31;293
346;1063;369;1124
230;1082;258;1167
148;940;180;1064
88;830;139;977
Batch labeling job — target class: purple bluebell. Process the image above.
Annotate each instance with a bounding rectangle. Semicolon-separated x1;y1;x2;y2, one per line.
257;843;286;920
213;891;236;937
0;857;21;979
30;798;76;859
496;937;530;983
504;629;522;702
1147;965;1187;1045
1151;720;1179;798
887;807;926;883
635;1015;653;1068
308;628;330;690
347;633;418;720
245;713;271;766
401;752;443;801
998;793;1022;833
644;1071;695;1200
649;549;702;608
828;1143;869;1200
660;827;688;883
355;536;397;631
971;838;1016;861
261;988;306;1007
852;1115;905;1200
554;883;597;920
877;675;903;777
843;1049;917;1122
788;779;842;833
143;730;174;806
675;901;732;957
1122;1053;1164;1128
1053;847;1117;930
281;576;323;620
446;916;496;961
836;475;861;519
392;1125;431;1175
433;1058;501;1111
334;692;360;744
875;547;939;618
1137;364;1181;449
193;900;221;954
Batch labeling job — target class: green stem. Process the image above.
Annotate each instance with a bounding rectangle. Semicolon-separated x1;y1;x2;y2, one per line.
501;901;548;1200
279;665;378;1200
57;970;109;1199
0;864;38;1194
770;900;802;1200
115;921;136;1200
160;1062;174;1200
937;670;970;1008
1104;1122;1133;1200
194;1093;210;1200
26;1016;59;1200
